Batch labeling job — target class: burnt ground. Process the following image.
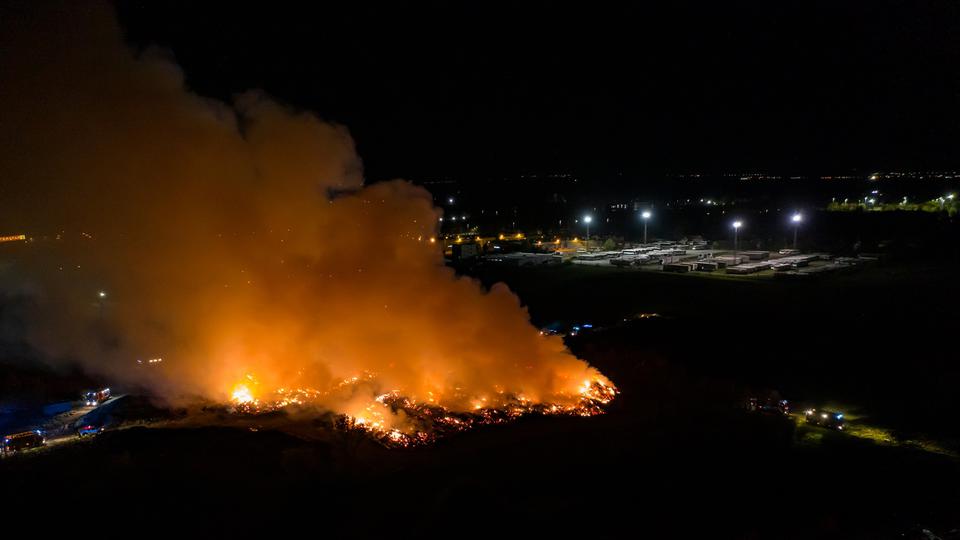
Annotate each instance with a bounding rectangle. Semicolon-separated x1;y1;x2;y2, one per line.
2;259;959;538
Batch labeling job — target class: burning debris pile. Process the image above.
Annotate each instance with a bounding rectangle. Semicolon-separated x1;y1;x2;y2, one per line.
229;374;617;448
0;2;619;441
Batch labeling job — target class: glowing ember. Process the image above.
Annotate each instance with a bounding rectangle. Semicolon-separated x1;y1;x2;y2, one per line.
231;384;256;405
229;373;618;448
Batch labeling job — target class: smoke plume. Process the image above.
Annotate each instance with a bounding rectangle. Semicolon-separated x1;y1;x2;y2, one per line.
0;2;611;423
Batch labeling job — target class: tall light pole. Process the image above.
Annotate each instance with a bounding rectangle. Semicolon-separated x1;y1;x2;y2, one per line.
732;220;742;263
583;215;592;243
641;211;652;244
791;212;803;250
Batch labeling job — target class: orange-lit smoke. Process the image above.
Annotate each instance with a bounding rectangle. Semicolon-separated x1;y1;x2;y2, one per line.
0;3;613;425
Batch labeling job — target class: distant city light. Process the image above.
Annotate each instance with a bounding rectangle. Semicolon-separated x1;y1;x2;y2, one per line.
97;291;107;299
447;197;454;204
732;220;742;229
641;211;652;219
791;213;802;223
583;215;592;223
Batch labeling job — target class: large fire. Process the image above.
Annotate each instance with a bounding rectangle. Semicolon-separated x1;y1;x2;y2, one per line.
228;372;616;447
230;384;256;405
0;2;619;443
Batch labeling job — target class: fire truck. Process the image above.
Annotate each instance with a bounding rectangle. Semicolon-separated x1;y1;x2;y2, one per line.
83;388;111;406
2;430;46;454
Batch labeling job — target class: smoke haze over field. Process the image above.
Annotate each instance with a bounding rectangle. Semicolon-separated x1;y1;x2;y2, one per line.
0;2;610;418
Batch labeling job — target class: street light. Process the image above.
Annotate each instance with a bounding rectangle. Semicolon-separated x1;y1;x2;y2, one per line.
583;215;592;241
940;194;955;211
732;220;742;263
791;213;802;250
96;290;107;317
641;211;652;244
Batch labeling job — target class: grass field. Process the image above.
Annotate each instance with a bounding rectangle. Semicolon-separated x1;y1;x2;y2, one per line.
465;260;960;444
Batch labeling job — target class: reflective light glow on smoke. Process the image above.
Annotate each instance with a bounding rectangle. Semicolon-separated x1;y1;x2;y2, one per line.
0;2;618;446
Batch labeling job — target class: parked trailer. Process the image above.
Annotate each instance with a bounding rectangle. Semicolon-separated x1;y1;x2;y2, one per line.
726;262;771;274
712;255;746;266
663;263;693;273
695;261;719;272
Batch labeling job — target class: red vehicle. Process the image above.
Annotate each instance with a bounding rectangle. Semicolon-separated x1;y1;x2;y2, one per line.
83;388;111;406
2;430;46;454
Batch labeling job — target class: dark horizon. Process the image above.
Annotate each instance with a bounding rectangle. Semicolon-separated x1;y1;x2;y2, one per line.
113;1;960;182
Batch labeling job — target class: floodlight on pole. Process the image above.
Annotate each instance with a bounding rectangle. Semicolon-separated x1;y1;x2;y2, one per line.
791;213;803;249
641;211;652;244
732;220;742;262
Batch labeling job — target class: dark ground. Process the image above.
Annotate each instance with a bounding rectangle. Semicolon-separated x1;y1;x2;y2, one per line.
2;259;959;538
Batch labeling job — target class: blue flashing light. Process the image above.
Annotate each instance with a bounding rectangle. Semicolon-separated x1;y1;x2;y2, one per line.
582;324;593;328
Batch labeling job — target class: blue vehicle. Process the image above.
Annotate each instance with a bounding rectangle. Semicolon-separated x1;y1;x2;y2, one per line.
76;423;104;437
569;323;593;336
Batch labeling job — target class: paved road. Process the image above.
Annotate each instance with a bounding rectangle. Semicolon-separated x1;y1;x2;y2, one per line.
50;395;124;438
2;396;125;454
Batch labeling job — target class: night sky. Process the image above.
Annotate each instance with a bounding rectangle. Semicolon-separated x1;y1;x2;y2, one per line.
116;1;960;181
